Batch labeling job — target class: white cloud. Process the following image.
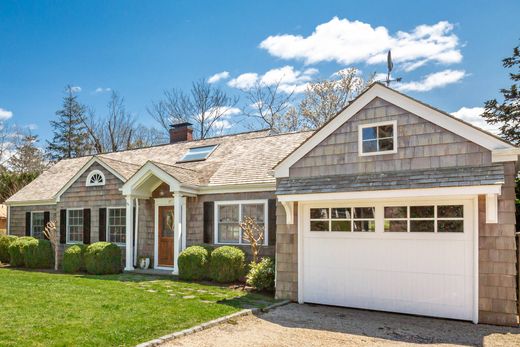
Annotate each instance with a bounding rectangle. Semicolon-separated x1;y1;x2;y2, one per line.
228;65;317;94
26;123;38;130
260;17;461;71
0;108;13;121
70;86;82;93
395;69;466;92
208;71;230;84
451;106;500;134
94;87;111;94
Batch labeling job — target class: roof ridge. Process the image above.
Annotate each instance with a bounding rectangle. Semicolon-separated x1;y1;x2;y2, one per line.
150;160;200;173
97;155;141;167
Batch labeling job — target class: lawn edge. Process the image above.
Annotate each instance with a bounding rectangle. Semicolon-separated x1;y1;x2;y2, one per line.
135;299;291;347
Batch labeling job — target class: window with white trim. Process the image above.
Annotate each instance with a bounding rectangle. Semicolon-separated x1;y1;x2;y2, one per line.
31;212;45;239
108;208;126;244
67;209;84;243
310;207;375;232
86;170;105;186
359;121;397;155
179;145;217;162
215;201;267;245
384;205;464;233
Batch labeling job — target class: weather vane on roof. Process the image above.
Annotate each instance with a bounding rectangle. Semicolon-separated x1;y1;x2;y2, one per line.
385;50;402;87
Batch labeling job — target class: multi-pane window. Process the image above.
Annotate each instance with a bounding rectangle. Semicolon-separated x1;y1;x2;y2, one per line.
86;170;105;186
31;212;45;239
67;209;84;243
108;208;126;244
216;201;266;244
310;207;375;232
384;205;464;233
359;121;396;155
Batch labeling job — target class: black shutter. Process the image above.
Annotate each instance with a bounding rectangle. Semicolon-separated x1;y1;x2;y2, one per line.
268;199;277;246
83;209;91;244
203;201;214;244
43;212;50;240
99;208;107;242
59;209;67;244
25;212;31;236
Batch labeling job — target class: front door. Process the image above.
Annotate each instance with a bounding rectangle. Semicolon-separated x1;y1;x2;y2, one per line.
158;206;174;267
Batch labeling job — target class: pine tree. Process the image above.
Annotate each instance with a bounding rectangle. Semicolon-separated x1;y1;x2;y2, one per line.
47;86;89;160
9;133;46;174
482;44;520;145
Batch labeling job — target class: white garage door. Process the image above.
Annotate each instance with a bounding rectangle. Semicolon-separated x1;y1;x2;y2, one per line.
301;199;475;321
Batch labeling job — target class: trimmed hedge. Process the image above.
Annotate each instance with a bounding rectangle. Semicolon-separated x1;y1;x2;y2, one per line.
8;236;36;267
84;242;122;275
63;244;86;273
209;246;245;283
178;246;210;280
0;235;17;263
246;257;275;291
24;239;54;269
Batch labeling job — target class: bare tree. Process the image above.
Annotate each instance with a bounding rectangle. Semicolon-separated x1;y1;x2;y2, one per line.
239;216;265;263
43;220;59;271
9;131;47;174
148;79;240;139
0;122;19;169
299;68;372;128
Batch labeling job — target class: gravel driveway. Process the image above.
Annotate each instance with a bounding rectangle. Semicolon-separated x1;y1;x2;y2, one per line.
163;303;519;347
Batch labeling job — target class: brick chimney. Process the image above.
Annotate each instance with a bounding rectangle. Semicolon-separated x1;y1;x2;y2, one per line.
169;122;193;144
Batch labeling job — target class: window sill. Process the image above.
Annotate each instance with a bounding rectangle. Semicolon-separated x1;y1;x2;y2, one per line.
359;149;398;157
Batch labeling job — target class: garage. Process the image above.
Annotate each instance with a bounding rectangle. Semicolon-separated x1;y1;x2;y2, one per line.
300;198;476;321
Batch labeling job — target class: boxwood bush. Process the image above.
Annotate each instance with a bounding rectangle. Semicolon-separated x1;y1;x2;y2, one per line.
0;235;17;263
8;236;36;267
24;239;54;269
63;244;86;273
246;257;275;291
209;246;245;283
84;242;122;275
178;246;210;280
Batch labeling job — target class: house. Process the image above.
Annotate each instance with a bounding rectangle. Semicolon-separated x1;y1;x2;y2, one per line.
6;83;519;326
0;204;7;234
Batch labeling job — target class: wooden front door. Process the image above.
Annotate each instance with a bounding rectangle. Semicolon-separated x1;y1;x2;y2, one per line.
158;206;174;267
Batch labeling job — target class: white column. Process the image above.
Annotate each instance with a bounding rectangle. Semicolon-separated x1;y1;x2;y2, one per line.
133;198;139;267
182;196;187;250
124;196;135;271
173;192;182;274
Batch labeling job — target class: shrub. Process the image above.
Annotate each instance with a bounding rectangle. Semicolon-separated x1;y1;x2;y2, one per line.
24;239;54;269
209;246;245;283
63;244;86;273
178;246;210;280
0;235;17;263
8;236;35;267
84;242;122;275
246;257;275;291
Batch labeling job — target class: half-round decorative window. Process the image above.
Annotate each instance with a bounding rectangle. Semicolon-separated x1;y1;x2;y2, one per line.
86;170;105;187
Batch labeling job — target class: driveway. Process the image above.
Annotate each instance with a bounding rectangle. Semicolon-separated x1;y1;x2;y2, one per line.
164;303;520;347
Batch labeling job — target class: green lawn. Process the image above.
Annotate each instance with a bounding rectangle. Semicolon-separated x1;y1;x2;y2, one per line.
0;268;275;347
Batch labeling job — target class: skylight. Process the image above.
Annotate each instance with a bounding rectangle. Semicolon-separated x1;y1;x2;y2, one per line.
178;145;217;162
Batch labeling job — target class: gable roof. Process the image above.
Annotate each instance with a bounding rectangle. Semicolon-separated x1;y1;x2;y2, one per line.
274;82;519;177
6;129;313;204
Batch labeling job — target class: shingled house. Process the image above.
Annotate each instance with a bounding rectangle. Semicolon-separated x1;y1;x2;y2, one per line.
6;83;520;325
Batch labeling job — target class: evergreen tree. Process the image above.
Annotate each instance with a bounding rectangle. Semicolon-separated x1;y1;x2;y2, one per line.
9;132;46;174
482;44;520;145
47;86;89;160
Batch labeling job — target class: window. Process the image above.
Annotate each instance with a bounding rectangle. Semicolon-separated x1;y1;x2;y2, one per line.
67;209;84;243
384;205;464;233
359;121;397;156
108;208;126;244
31;212;45;239
86;170;105;186
310;207;375;232
215;201;267;245
178;145;217;162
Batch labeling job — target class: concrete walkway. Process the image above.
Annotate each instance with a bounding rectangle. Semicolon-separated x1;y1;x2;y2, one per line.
163;303;519;347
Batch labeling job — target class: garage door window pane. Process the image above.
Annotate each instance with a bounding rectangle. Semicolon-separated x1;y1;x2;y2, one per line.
410;220;434;232
331;220;351;232
410;206;434;218
354;207;374;219
385;220;408;232
354;220;375;232
384;206;407;219
310;208;328;219
331;208;351;219
438;205;463;218
310;221;329;232
438;220;463;233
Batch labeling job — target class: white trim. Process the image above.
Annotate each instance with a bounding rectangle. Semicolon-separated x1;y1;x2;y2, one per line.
6;205;10;235
485;194;499;224
86;169;106;187
66;208;84;245
6;200;56;207
281;201;294;224
278;185;502;203
274;83;516;178
297;201;304;304
199;183;276;194
214;199;269;246
124;196;134;271
358;120;398;156
473;196;479;324
134;199;139;266
154;198;175;271
182;196;187;250
106;206;126;246
492;147;520;162
30;211;45;238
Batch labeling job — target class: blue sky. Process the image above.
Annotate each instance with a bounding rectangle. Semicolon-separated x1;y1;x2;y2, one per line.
0;0;519;141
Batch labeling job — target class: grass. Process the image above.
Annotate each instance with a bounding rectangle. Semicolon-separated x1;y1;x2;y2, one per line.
0;268;275;346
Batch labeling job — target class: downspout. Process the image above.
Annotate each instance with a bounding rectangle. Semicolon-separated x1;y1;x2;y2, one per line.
134;198;139;267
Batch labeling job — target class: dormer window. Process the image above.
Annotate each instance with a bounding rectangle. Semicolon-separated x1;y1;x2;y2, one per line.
178;145;217;162
86;170;105;186
359;121;397;156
